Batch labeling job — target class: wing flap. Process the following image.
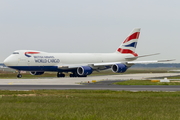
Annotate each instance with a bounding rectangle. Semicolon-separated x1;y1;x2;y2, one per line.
127;59;175;64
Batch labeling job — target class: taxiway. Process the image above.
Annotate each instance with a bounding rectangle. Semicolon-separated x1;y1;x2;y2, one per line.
0;73;180;91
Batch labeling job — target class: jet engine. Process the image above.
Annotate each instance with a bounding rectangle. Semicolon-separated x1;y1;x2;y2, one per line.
30;71;45;75
111;64;127;73
77;66;93;76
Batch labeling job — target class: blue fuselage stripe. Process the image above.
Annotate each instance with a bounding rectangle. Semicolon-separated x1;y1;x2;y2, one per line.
8;66;111;72
8;66;59;72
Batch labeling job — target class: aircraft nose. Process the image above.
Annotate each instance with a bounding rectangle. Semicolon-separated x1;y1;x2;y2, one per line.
3;57;14;66
4;58;10;66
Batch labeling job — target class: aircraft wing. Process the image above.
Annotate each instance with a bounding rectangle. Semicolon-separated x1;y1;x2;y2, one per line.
57;59;175;69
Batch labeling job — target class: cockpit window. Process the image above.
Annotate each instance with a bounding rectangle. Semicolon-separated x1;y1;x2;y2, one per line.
13;52;19;54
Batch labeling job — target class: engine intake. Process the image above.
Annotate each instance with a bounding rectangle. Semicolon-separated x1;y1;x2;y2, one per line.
77;66;93;76
30;71;44;75
112;64;127;73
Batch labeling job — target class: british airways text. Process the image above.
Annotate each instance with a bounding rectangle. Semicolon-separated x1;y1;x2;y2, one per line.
34;56;60;63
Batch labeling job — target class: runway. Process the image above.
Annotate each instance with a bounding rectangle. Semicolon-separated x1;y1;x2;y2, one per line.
1;84;180;91
0;73;180;91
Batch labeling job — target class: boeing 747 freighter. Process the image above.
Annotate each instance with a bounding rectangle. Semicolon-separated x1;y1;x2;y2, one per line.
3;28;173;78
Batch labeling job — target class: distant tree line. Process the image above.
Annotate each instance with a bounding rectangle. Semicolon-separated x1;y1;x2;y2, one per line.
131;63;180;68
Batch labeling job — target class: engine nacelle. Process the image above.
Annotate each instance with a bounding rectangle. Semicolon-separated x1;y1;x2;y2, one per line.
112;64;127;73
30;71;44;75
77;66;93;76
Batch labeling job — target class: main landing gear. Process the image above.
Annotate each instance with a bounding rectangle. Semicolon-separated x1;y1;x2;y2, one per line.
57;72;65;77
17;71;22;78
57;72;87;78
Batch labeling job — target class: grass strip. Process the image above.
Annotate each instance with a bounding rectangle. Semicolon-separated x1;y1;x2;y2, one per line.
0;90;180;120
114;80;180;85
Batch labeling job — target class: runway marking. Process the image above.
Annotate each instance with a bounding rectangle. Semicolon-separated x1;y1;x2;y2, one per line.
8;82;13;85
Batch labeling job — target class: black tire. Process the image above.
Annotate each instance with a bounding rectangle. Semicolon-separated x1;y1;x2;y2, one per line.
78;75;87;77
57;73;60;77
57;72;65;77
17;74;22;78
70;74;75;77
61;74;65;77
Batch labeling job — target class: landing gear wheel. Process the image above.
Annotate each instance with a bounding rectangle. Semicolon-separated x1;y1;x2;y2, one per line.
70;72;78;77
61;74;65;77
17;74;22;78
57;72;65;77
70;74;75;77
79;75;87;77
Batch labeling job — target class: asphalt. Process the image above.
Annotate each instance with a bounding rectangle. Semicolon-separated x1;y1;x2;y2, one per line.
0;73;180;91
1;84;180;91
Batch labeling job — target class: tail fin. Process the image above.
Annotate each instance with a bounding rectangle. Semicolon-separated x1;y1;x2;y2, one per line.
116;28;140;57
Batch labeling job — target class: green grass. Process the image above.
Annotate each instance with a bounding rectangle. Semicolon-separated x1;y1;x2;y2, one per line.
0;90;180;120
114;80;180;85
167;75;180;79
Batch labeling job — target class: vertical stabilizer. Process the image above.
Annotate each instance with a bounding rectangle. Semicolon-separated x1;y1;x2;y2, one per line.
116;28;140;56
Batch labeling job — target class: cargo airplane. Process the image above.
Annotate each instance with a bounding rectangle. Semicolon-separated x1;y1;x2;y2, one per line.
3;28;173;78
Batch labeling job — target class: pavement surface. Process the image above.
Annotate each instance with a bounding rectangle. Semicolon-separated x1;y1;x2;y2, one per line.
1;84;180;91
0;73;180;91
0;73;180;85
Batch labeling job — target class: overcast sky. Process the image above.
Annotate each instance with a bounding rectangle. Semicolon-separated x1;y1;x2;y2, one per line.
0;0;179;62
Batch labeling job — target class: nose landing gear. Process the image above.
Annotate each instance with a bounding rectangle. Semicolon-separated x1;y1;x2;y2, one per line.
17;71;22;78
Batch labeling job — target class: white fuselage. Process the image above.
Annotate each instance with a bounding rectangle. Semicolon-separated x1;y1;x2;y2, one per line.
4;50;135;71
